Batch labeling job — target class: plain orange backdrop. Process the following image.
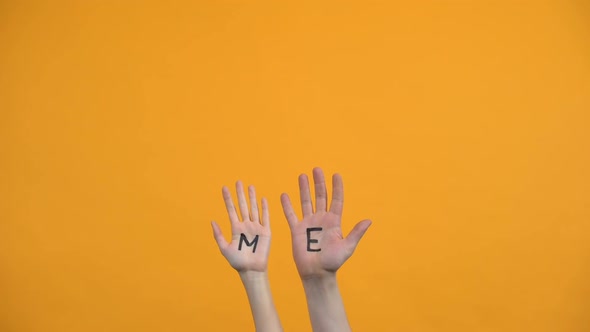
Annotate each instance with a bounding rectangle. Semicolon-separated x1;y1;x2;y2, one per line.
1;1;589;331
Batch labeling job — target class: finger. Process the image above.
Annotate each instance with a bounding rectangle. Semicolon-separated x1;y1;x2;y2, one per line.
280;193;298;229
329;173;344;216
248;185;260;223
222;186;240;225
261;197;270;228
313;167;328;212
211;221;229;251
299;173;313;217
345;219;372;252
236;180;250;221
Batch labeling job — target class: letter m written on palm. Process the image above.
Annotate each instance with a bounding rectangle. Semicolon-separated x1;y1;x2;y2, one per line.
238;233;259;253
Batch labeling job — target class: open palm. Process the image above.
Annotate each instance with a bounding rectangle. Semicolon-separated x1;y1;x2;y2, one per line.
281;168;372;278
212;181;271;272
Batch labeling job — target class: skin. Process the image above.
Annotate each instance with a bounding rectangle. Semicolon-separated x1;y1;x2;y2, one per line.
281;167;372;332
211;181;283;332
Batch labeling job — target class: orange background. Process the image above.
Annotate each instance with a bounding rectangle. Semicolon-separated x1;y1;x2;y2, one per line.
1;1;589;331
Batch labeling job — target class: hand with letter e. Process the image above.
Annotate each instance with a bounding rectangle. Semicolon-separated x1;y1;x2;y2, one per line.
281;167;372;332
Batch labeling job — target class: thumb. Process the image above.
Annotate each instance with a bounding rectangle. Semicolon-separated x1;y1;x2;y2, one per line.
211;221;228;252
345;219;372;252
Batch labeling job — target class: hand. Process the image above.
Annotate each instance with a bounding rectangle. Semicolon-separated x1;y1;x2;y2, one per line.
212;181;283;332
280;167;372;279
212;181;271;273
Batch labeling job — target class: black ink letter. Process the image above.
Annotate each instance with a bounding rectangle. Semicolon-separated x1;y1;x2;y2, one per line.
306;227;322;252
238;233;259;253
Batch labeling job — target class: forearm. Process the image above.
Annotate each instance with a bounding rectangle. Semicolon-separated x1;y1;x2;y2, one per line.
302;273;351;332
239;271;283;332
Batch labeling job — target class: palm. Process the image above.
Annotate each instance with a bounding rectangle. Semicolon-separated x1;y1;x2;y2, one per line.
281;168;372;278
291;212;353;276
224;222;270;272
212;181;272;273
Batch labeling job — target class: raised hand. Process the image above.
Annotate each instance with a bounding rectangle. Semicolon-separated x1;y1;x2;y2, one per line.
280;167;372;278
281;167;372;332
211;181;271;272
211;181;282;332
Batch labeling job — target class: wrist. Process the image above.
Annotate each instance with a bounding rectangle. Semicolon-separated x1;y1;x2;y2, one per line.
239;270;269;282
238;271;282;332
301;272;338;290
239;271;271;300
300;271;337;283
300;272;350;332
